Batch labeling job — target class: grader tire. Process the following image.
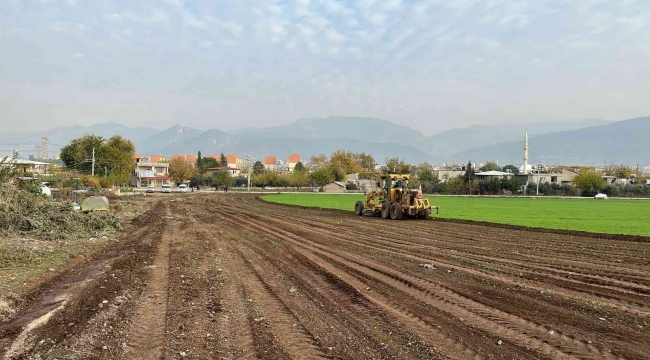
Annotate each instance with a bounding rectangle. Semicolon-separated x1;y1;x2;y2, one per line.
381;202;391;219
354;201;364;216
390;203;404;220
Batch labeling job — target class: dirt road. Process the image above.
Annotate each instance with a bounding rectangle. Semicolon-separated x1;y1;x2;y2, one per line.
1;194;648;359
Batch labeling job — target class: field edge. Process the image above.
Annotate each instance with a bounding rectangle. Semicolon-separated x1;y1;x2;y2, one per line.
260;195;650;243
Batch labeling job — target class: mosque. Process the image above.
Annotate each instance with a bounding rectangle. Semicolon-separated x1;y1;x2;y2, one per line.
519;130;532;175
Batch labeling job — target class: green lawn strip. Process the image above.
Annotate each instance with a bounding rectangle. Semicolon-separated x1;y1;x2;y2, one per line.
262;194;650;237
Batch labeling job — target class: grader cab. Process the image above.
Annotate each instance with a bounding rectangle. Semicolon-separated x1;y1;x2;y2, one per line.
354;173;439;220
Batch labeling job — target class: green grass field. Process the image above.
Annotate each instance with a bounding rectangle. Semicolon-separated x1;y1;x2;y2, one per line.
262;194;650;237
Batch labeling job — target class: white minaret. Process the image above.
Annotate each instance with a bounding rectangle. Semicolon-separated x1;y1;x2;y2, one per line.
523;130;529;174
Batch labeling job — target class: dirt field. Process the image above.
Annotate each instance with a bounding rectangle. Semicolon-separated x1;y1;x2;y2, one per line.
1;194;648;359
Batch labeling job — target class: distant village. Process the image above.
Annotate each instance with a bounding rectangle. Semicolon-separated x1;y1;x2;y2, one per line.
4;129;650;197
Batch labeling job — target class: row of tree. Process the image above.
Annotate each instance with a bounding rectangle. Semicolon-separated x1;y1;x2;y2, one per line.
60;135;136;187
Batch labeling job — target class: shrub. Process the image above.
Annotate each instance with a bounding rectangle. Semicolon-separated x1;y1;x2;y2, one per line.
0;182;121;240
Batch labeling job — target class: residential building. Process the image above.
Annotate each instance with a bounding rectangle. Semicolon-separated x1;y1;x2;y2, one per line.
322;181;346;193
205;154;221;161
435;169;466;182
344;173;360;182
516;169;577;186
186;154;198;166
206;167;241;176
264;155;278;171
3;158;50;174
131;155;170;188
149;154;167;163
226;154;243;169
171;154;198;166
475;171;513;181
288;154;301;172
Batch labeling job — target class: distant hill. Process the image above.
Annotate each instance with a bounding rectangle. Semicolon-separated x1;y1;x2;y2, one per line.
0;123;158;157
425;119;610;157
136;125;204;155
450;116;650;165
138;116;434;162
3;116;645;165
232;116;429;144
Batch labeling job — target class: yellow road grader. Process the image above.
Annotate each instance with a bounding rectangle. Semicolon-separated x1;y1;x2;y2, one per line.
354;173;439;220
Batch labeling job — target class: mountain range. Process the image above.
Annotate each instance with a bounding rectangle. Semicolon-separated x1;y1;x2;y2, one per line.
1;116;647;165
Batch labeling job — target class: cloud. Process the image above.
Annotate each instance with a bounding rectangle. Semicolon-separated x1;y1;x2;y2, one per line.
199;40;214;48
325;28;346;43
367;13;387;25
123;10;170;24
324;0;344;14
221;21;243;37
222;39;238;47
72;52;85;58
103;13;122;23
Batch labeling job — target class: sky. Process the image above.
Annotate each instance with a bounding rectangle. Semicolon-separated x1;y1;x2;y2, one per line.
1;0;650;135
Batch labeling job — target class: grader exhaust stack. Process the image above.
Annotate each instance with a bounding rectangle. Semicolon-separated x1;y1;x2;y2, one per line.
354;173;439;220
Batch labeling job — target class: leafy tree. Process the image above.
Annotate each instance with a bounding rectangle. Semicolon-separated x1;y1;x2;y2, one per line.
502;164;520;175
200;157;219;172
384;157;411;173
479;162;501;172
60;135;106;174
329;150;362;175
309;154;328;169
354;152;376;171
603;163;632;178
573;169;605;196
169;157;195;184
219;153;228;167
419;168;436;183
500;176;521;193
444;176;465;195
463;161;475;184
197;151;203;172
310;167;334;187
252;161;265;175
60;135;135;183
291;170;309;189
212;170;235;188
294;161;305;172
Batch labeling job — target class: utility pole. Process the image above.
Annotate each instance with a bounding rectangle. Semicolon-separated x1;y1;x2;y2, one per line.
246;155;251;192
91;148;95;176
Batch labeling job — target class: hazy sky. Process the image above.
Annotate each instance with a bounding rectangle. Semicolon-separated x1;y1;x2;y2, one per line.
1;0;649;134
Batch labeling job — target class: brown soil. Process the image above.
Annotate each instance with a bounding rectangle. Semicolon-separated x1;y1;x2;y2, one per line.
1;194;648;359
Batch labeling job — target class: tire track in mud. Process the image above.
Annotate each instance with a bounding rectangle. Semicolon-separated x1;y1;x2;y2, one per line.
242;205;648;357
0;201;166;360
207;195;650;358
178;221;257;360
222;209;618;360
240;200;650;312
248;209;649;320
123;203;173;360
228;242;328;359
208;206;548;359
201;208;476;359
276;214;650;298
196;207;455;359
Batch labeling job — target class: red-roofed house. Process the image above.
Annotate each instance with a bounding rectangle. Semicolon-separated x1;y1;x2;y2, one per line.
264;155;277;171
131;156;170;189
288;154;301;172
226;154;243;169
